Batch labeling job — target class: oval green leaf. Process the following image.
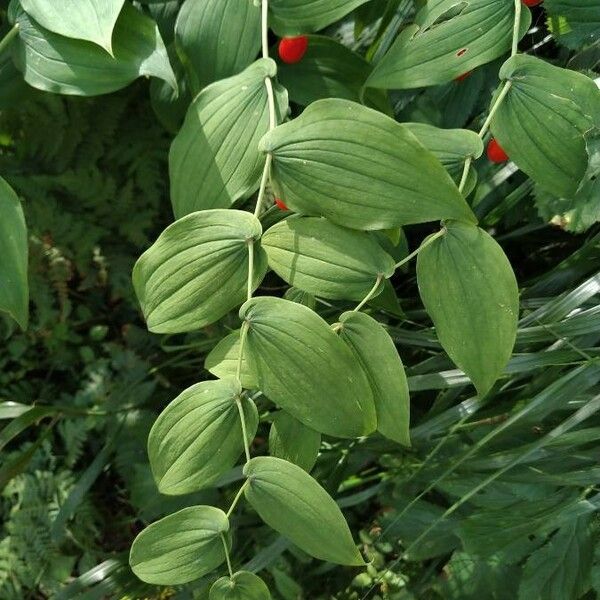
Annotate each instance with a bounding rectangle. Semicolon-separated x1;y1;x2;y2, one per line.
404;122;483;194
367;0;531;89
133;209;267;333
262;216;396;300
20;0;125;54
269;411;321;472
239;296;376;438
244;456;364;565
260;98;475;230
491;54;600;198
0;177;28;330
210;571;271;600
175;0;261;93
416;221;519;397
13;3;176;96
148;378;258;495
276;34;390;113
130;505;229;585
338;311;410;446
205;331;259;389
269;0;372;36
170;58;288;218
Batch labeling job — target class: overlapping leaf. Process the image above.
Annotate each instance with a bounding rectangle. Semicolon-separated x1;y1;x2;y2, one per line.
170;59;288;218
262;216;396;300
405;122;483;195
133;209;267;333
338;311;410;446
20;0;125;53
175;0;261;93
276;35;389;113
244;457;365;565
268;0;372;36
367;0;531;89
491;55;600;198
417;221;519;397
0;177;28;330
205;331;259;389
130;506;229;585
148;379;258;495
260;98;475;230
240;296;376;438
269;411;321;472
210;571;271;600
12;3;176;96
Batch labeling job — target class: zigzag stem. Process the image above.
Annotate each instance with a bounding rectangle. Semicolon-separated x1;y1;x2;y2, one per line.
0;24;18;58
227;0;276;525
457;0;522;195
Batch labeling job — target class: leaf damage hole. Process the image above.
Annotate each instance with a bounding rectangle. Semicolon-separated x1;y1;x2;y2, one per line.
456;48;468;57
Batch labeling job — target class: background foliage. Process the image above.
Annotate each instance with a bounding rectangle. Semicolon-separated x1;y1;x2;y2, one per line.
1;0;600;598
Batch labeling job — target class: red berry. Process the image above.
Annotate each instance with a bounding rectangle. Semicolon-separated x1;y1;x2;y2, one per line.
487;139;509;163
275;198;289;211
278;36;309;64
522;0;543;6
455;71;472;82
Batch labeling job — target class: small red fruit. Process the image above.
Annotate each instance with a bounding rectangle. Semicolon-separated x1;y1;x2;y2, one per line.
278;36;309;64
275;198;289;211
522;0;543;6
487;138;509;163
455;71;472;82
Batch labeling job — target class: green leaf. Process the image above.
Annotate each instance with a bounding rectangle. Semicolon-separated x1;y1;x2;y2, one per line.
534;138;600;233
276;35;390;113
129;505;229;585
210;571;271;600
170;59;288;218
416;221;519;397
13;3;176;96
148;378;258;495
519;516;593;600
491;54;600;198
367;0;531;89
205;331;259;389
545;0;600;49
268;0;372;36
0;176;28;329
260;99;475;230
269;411;321;472
175;0;261;93
133;209;267;333
338;311;410;446
239;296;376;438
404;122;483;194
283;287;316;309
262;216;396;300
20;0;125;54
243;456;365;565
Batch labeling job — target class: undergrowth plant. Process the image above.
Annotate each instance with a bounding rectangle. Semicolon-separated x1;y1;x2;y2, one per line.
0;0;599;598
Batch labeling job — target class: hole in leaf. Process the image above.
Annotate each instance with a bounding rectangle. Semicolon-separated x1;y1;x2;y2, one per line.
456;48;468;57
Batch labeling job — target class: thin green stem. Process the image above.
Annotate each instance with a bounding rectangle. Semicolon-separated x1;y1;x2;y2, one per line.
246;241;255;301
236;321;249;382
221;534;234;578
394;228;446;271
265;75;277;131
261;0;269;60
457;157;472;194
354;274;384;312
227;480;250;518
512;0;522;57
253;153;273;219
236;395;252;464
0;25;19;58
478;80;513;139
